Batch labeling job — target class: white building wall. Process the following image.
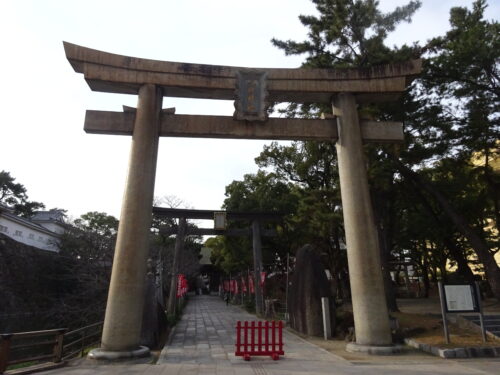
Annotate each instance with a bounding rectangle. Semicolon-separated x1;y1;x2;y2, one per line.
0;216;59;252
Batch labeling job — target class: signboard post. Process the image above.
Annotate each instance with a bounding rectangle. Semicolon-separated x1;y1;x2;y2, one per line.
438;281;486;344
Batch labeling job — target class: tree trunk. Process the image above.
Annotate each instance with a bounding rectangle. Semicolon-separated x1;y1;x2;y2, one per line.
422;248;430;298
379;228;398;311
442;238;475;283
431;265;438;283
484;156;500;235
394;159;500;300
408;181;475;283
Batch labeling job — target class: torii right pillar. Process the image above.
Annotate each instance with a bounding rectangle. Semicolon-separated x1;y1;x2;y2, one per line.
333;93;398;354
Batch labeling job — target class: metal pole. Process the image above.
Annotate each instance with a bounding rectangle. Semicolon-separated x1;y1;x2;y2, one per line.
438;281;450;344
247;268;250;304
252;220;264;315
241;273;244;305
475;281;487;343
285;253;290;322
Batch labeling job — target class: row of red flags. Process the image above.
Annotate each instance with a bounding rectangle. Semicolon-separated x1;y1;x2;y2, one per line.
176;274;188;297
223;272;266;294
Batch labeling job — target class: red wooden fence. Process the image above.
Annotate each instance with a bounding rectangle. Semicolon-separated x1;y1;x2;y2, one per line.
235;321;284;361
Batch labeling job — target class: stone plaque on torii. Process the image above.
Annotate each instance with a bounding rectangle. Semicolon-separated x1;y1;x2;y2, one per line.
63;41;421;359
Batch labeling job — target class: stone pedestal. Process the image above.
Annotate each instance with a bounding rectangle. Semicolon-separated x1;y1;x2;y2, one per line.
333;93;392;349
88;346;150;361
346;343;403;355
94;84;162;358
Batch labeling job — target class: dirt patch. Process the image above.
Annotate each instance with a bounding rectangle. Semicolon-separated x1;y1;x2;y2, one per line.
391;311;500;348
288;310;500;362
293;332;438;363
287;326;438;363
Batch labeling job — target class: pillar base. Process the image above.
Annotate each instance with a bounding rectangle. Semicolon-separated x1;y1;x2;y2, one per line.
88;346;150;361
346;342;403;355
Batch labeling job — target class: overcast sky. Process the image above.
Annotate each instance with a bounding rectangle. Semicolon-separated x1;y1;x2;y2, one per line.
1;0;498;224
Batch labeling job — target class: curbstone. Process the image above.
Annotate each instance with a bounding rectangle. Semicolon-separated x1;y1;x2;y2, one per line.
438;349;456;358
404;338;418;349
466;347;478;357
421;343;431;353
480;347;495;357
406;338;500;359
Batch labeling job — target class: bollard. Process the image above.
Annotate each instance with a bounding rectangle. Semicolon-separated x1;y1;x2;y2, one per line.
321;297;332;340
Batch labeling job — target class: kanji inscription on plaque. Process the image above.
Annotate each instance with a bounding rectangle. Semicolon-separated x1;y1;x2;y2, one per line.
234;70;269;122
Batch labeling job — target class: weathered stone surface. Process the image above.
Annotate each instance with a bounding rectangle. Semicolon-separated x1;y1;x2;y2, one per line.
100;84;162;353
421;343;432;353
88;346;149;360
288;245;334;337
333;93;392;346
346;343;404;355
84;111;404;142
467;347;479;357
479;347;495;357
438;349;456;358
140;272;167;350
64;42;421;103
404;337;500;359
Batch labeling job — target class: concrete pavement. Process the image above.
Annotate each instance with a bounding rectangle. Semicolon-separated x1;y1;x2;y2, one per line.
39;295;500;374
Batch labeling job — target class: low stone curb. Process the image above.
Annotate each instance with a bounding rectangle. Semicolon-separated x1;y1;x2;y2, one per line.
404;338;500;358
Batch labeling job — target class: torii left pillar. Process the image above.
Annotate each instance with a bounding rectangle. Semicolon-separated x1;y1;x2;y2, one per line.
89;84;162;360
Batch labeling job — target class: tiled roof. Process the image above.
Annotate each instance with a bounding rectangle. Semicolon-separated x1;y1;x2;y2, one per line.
0;210;59;236
31;210;65;222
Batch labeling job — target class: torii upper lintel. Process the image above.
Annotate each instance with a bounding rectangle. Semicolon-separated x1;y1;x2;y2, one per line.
63;41;421;103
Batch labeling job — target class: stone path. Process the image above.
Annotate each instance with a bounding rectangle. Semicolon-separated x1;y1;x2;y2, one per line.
39;295;500;374
157;295;339;367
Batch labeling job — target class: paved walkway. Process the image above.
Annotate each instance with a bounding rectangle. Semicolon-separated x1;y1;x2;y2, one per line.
40;295;500;374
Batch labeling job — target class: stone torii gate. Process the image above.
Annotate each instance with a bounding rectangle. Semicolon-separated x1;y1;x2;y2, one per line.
153;207;282;316
63;42;421;358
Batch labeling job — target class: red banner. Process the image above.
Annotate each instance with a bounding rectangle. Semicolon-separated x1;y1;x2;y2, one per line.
234;280;239;295
181;276;188;296
249;275;255;294
176;274;188;297
260;272;266;287
241;277;247;293
224;280;229;292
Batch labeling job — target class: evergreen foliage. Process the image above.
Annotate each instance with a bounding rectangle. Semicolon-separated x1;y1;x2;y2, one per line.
214;0;500;305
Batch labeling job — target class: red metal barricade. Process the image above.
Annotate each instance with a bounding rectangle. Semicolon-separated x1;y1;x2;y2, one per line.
235;321;284;361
